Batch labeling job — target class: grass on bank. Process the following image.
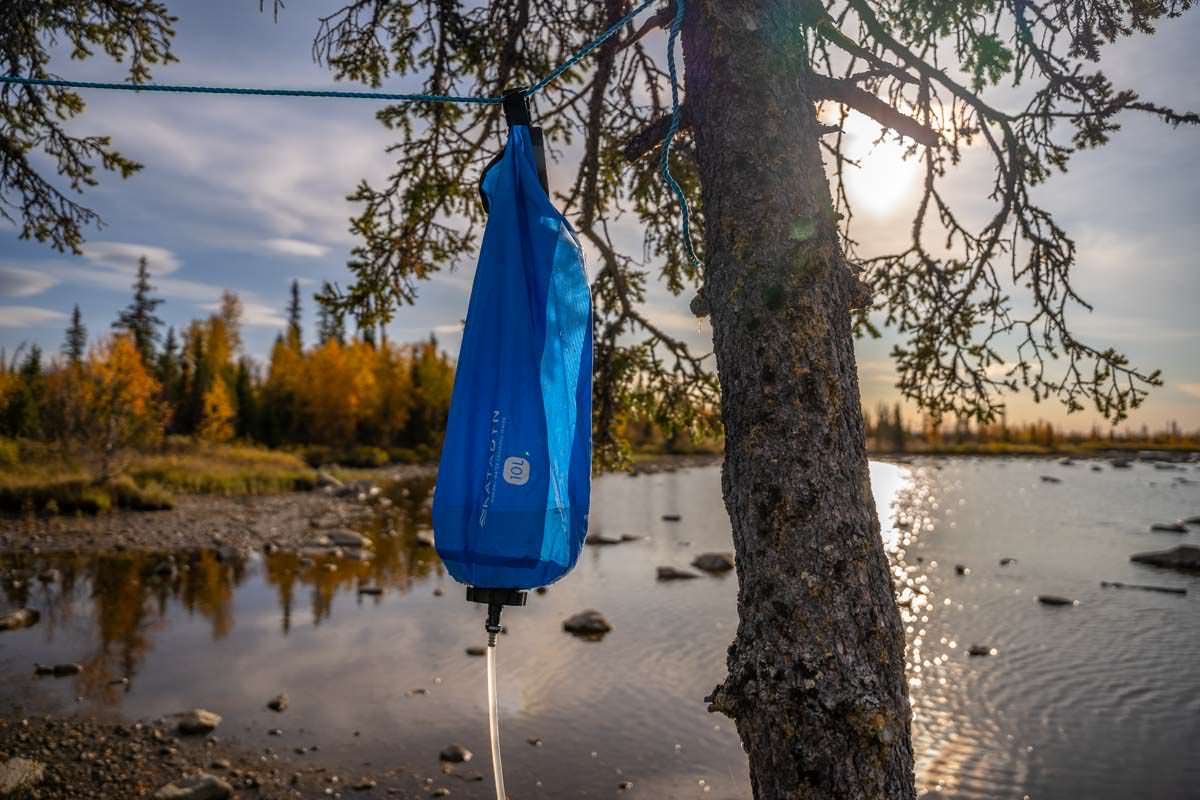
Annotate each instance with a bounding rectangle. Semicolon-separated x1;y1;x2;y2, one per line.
0;438;317;516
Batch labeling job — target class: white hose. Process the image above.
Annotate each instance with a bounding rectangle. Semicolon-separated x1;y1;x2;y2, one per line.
487;642;507;800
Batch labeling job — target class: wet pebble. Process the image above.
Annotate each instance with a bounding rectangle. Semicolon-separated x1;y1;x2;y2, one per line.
1036;595;1075;606
656;566;699;581
175;709;222;736
691;552;734;574
562;610;612;639
439;744;472;763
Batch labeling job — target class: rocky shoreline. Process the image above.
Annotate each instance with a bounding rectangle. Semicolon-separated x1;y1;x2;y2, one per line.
0;464;436;557
0;712;438;799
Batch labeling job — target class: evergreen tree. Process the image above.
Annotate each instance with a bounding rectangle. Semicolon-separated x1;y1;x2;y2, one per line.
62;304;87;365
286;279;302;350
3;345;45;439
891;403;906;454
157;326;181;421
113;256;164;365
233;358;257;440
315;282;346;344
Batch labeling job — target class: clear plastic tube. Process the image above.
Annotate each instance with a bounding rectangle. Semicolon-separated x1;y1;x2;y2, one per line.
487;643;507;800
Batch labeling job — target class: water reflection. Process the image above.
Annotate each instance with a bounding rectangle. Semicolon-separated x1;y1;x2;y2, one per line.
2;461;1198;799
1;475;441;708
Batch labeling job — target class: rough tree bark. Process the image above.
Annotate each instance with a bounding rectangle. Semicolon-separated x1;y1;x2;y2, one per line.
682;2;916;798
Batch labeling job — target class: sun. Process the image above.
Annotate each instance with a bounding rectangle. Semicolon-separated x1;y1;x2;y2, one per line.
836;112;922;218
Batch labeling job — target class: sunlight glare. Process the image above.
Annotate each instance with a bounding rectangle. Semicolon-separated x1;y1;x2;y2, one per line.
839;113;921;218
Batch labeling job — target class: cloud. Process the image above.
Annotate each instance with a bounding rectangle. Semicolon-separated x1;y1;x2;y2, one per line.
81;241;181;275
0;266;58;298
200;300;286;329
1179;383;1200;401
265;238;331;258
0;306;68;328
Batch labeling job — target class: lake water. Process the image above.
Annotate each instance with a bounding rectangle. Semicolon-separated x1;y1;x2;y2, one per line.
2;458;1199;799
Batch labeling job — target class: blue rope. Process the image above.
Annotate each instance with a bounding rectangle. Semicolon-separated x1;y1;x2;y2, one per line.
525;0;659;96
1;0;701;269
0;76;499;104
660;0;701;270
0;0;658;105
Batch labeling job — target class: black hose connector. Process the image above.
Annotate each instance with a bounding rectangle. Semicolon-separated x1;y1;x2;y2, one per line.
467;587;528;647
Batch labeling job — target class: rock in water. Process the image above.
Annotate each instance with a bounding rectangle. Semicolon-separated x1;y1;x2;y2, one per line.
955;564;969;575
175;709;222;735
0;757;45;795
967;645;994;657
1040;475;1061;484
1036;595;1075;606
465;646;486;657
1150;522;1187;533
1184;515;1200;525
691;552;735;574
1130;545;1200;573
656;566;699;581
267;694;288;712
562;610;612;639
999;558;1017;567
661;514;682;522
52;663;82;676
415;529;436;548
327;529;373;548
585;533;623;546
439;744;472;763
153;773;233;800
0;608;40;632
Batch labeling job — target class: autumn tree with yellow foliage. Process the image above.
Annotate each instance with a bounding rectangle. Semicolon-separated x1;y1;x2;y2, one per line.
82;334;168;478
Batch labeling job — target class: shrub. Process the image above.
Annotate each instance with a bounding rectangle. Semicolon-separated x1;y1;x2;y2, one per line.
0;438;18;467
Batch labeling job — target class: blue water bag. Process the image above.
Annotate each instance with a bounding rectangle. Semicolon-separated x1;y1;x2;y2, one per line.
432;99;593;590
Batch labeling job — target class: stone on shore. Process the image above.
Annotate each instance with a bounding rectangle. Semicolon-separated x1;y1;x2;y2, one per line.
585;533;623;546
1130;544;1200;573
691;552;735;573
153;773;233;800
415;529;436;548
267;694;288;712
656;566;699;581
175;709;222;735
1036;595;1075;606
316;471;343;489
465;646;486;657
1040;475;1061;484
0;757;45;795
0;608;40;632
562;610;612;638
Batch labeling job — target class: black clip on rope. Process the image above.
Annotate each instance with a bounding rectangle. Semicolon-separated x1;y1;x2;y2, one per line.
479;88;550;214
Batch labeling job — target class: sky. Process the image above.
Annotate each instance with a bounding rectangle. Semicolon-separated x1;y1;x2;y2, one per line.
1;1;1197;431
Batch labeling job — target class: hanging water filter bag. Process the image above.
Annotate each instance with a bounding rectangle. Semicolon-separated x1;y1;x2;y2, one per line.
432;91;593;592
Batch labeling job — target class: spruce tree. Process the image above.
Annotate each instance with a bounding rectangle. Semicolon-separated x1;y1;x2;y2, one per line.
315;282;346;344
62;304;87;365
113;257;164;365
157;326;181;413
286;279;302;350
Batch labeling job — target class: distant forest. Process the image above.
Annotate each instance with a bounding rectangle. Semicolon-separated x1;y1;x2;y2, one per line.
0;258;454;469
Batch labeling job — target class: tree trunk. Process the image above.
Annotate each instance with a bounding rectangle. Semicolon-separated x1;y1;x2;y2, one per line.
682;3;916;798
